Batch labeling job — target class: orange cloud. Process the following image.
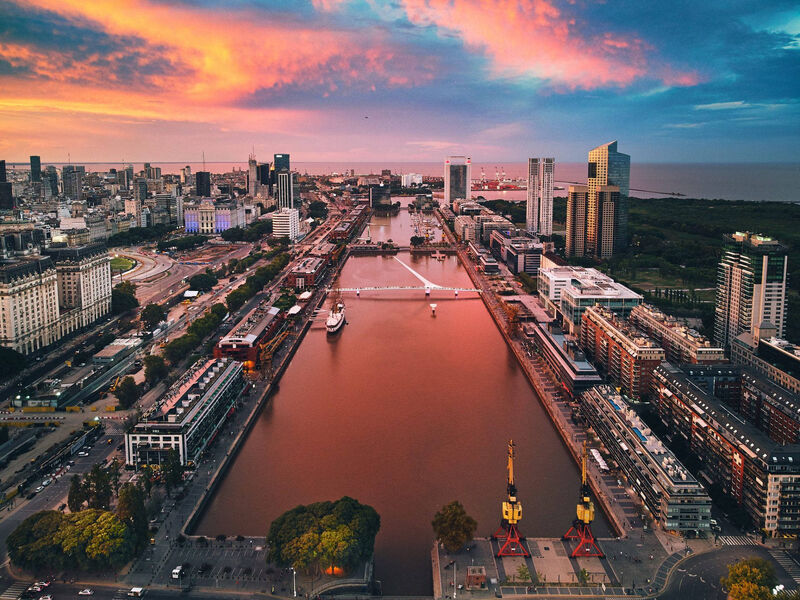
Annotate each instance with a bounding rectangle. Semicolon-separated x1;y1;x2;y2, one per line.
398;0;697;89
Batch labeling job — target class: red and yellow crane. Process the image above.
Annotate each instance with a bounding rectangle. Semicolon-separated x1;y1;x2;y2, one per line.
563;442;604;558
493;439;530;557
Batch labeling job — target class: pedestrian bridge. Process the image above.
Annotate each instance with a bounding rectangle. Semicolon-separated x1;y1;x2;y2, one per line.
328;256;481;295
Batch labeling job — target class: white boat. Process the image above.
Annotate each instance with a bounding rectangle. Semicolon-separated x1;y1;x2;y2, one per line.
326;303;346;334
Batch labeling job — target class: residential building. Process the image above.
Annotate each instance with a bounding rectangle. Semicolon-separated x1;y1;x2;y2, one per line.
125;358;245;466
537;266;642;334
401;173;423;187
272;208;300;241
580;305;664;399
653;363;800;536
565;185;588;258
453;215;478;244
444;156;471;205
489;230;543;275
526;157;554;236
714;232;788;349
586;141;630;258
581;385;711;533
629;304;726;365
731;325;800;394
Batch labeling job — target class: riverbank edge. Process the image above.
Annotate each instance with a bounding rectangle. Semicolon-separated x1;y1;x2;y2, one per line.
435;210;625;539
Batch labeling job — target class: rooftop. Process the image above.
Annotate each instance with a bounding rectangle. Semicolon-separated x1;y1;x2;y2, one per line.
220;301;280;347
585;305;661;350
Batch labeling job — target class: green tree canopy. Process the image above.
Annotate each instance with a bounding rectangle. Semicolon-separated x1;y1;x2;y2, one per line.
722;558;777;591
0;348;26;381
432;500;477;553
117;483;148;550
189;272;218;291
68;474;86;512
163;448;184;496
267;497;380;575
112;281;139;315
115;376;141;409
143;355;168;385
140;303;167;330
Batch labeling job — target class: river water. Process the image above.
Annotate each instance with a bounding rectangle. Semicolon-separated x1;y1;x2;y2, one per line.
197;205;609;594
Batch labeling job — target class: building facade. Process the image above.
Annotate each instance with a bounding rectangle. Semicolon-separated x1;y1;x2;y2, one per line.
629;304;726;365
580;305;665;399
585;141;630;258
714;232;788;349
581;385;711;533
444;156;471;206
566;185;587;258
272;208;300;241
0;257;60;354
526;157;554;236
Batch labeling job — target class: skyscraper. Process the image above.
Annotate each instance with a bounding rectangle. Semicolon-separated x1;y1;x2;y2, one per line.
257;163;270;185
62;165;85;201
133;177;148;203
273;153;290;173
565;185;588;258
30;155;41;182
714;232;788;349
526;157;555;236
247;155;258;196
444;156;470;205
595;186;623;259
196;171;211;197
587;141;629;257
0;160;6;182
276;171;294;210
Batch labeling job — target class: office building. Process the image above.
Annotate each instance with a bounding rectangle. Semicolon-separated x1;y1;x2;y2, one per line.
369;185;392;209
565;185;588;258
133;177;148;203
584;141;630;258
247;155;258;196
272;208;300;241
444;156;471;205
453;215;478;244
288;258;327;289
538;266;642;334
629;304;725;365
257;162;270;185
273;153;290;174
0;160;6;182
581;385;711;533
215;302;283;368
526;157;554;236
125;358;245;466
62;165;85;201
714;232;788;349
29;156;41;182
489;230;543;275
276;171;294;210
580;305;665;399
195;171;211;197
0;257;60;354
653;364;800;536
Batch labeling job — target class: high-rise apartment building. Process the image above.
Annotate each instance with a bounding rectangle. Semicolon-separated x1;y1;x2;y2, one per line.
595;185;625;259
195;171;211;197
565;185;587;257
180;165;192;185
714;232;788;349
526;157;554;236
444;156;471;206
586;141;629;257
29;156;41;182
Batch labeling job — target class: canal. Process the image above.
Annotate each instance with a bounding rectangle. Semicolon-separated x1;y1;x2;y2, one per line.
197;202;609;595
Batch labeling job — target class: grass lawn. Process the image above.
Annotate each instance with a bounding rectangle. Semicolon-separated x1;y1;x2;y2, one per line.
110;256;135;272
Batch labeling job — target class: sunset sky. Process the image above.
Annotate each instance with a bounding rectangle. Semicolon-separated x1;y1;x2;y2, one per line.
0;0;798;163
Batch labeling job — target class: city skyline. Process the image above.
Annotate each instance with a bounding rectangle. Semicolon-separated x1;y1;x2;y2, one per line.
1;1;798;163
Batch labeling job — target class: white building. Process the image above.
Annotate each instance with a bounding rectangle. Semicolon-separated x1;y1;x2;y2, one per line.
276;171;295;210
125;358;245;466
401;173;423;187
272;208;300;241
453;215;478;243
526;157;554;236
0;257;60;354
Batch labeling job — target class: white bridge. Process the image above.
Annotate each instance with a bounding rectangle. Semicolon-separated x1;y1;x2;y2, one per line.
329;257;481;296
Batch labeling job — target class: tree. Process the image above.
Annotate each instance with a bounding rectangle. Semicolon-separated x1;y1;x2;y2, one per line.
84;464;113;510
7;511;67;571
163;448;183;496
117;483;148;550
140;303;166;330
115;376;140;409
0;425;9;445
140;465;154;498
188;272;218;291
516;564;531;583
112;281;139;315
410;235;425;247
722;558;777;591
432;500;477;553
164;334;199;365
143;355;168;385
728;581;772;600
68;474;86;512
0;348;27;380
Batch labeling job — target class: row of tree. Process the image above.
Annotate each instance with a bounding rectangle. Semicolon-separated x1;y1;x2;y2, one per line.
161;303;228;365
106;224;174;248
220;219;273;242
156;234;208;252
225;252;289;312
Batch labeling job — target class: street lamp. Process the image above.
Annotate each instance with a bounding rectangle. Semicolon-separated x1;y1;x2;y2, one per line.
290;567;296;597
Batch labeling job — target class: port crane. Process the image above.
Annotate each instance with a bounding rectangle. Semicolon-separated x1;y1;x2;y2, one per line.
493;439;530;557
562;442;604;558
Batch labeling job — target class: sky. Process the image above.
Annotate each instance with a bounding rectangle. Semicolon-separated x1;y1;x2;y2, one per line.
0;0;798;163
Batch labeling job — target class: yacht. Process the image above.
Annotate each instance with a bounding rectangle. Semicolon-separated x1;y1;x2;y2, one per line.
326;302;346;334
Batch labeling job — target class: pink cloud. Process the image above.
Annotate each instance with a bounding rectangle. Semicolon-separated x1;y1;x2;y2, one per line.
398;0;698;89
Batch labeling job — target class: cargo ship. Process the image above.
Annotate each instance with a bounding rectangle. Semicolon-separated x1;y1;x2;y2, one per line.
326;302;346;334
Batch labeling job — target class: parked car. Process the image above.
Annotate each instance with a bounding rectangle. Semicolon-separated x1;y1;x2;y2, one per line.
78;589;94;596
